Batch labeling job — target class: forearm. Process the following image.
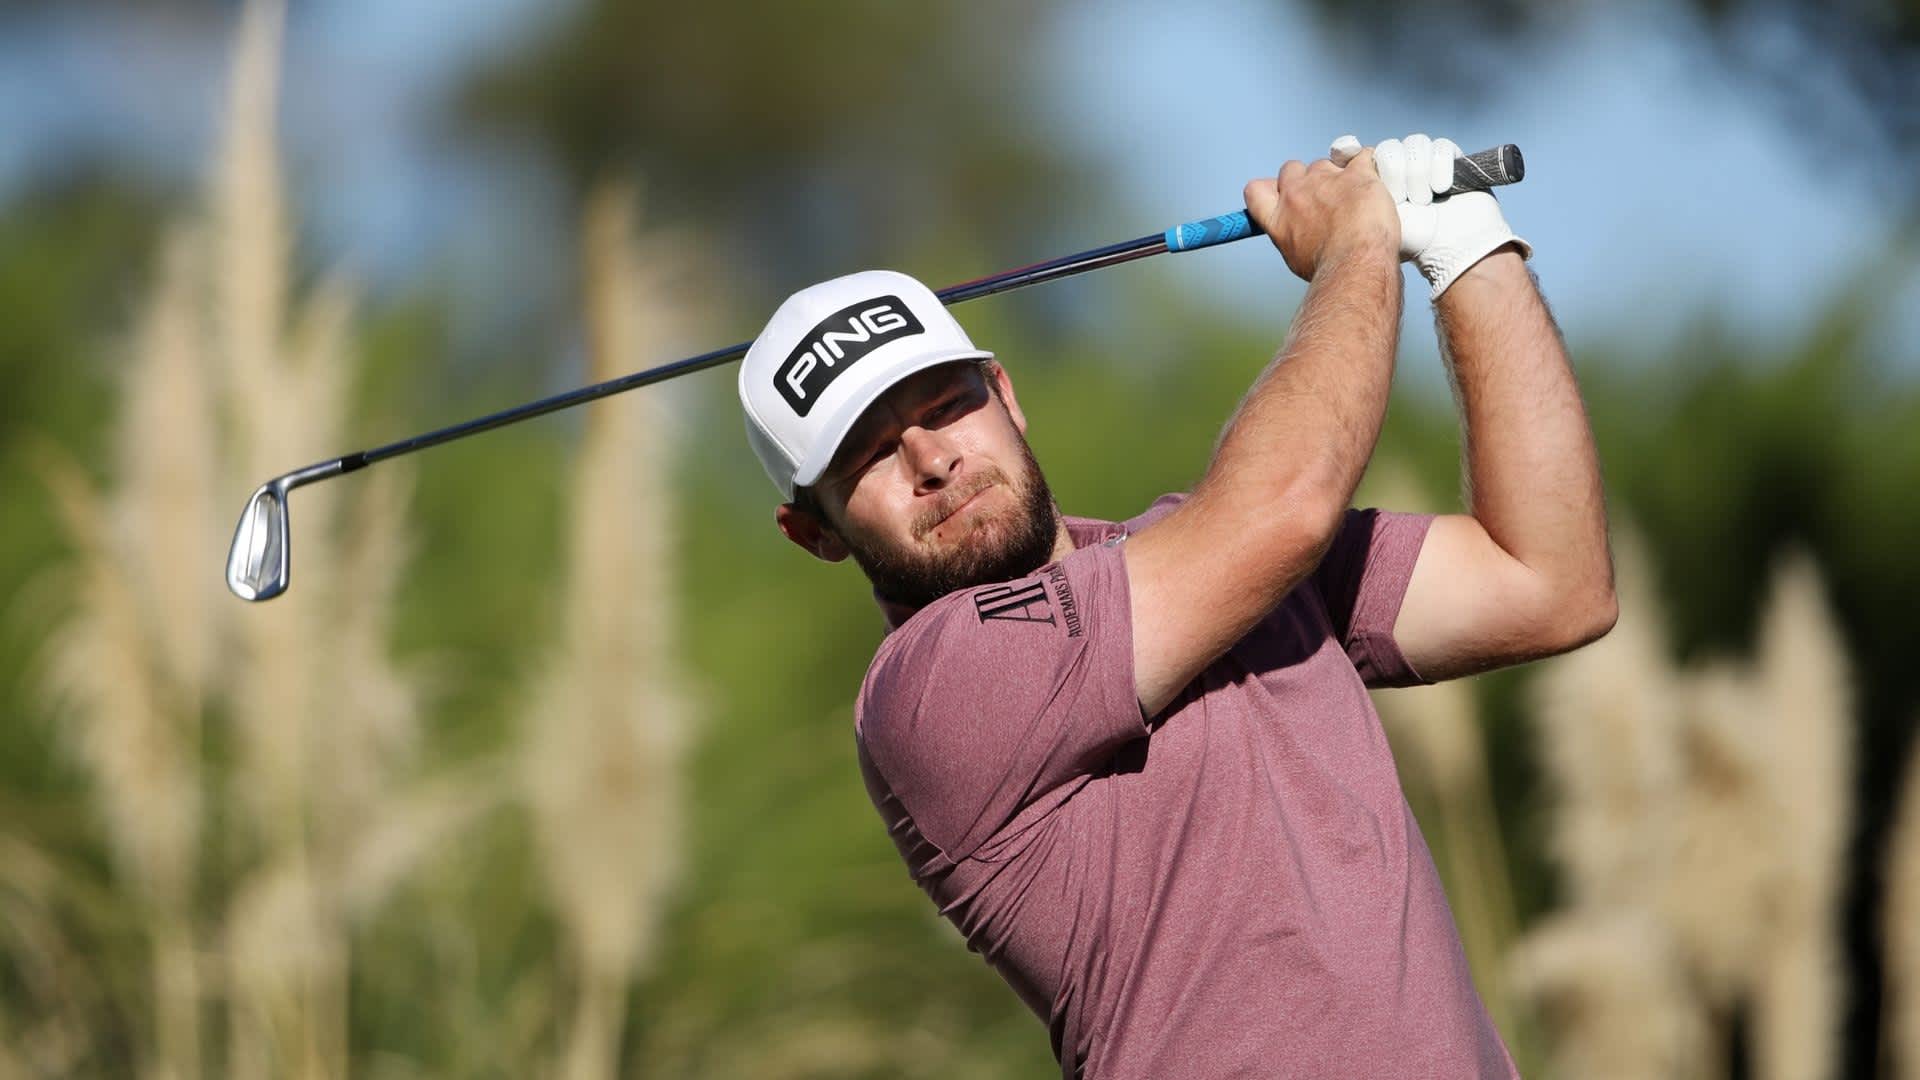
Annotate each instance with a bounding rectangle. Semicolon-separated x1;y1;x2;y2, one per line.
1200;238;1403;538
1125;236;1403;714
1436;250;1612;602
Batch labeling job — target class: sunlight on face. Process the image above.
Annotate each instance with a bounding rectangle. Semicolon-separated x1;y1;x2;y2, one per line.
814;361;1063;608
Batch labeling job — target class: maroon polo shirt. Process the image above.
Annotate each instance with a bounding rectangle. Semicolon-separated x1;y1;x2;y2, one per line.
855;495;1519;1079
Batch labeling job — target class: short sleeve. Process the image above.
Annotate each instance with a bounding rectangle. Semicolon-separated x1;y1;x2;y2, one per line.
1312;508;1436;688
855;540;1148;859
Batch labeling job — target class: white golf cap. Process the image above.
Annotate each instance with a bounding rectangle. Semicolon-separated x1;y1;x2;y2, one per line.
739;269;992;500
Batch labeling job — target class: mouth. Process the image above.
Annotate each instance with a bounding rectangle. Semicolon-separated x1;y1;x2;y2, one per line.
925;483;993;536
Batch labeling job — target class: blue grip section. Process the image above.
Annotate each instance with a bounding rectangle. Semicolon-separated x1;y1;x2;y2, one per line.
1165;210;1255;253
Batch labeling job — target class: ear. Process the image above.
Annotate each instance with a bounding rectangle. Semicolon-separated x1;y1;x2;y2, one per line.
776;502;850;563
986;361;1029;435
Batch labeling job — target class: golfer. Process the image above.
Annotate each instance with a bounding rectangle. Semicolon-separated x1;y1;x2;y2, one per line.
738;133;1612;1078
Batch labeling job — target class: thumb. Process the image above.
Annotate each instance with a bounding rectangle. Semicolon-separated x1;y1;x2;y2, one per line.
1342;147;1379;179
1242;176;1280;227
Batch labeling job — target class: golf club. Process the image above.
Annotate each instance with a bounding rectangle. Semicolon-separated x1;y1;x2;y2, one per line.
226;144;1524;602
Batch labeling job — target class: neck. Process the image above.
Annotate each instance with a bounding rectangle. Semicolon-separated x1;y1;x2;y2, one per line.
1048;514;1075;563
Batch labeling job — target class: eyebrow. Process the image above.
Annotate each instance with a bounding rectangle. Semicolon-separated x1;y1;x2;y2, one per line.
829;370;980;480
827;412;895;481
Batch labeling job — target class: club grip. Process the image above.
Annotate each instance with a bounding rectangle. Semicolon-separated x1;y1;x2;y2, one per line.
1164;143;1524;253
1450;144;1524;193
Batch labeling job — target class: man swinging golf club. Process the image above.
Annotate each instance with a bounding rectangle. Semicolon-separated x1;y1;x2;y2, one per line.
739;133;1614;1078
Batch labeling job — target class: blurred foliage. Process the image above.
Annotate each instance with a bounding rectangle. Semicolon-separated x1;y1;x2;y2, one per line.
0;0;213;11
454;0;1091;301
0;173;164;810
1295;0;1920;184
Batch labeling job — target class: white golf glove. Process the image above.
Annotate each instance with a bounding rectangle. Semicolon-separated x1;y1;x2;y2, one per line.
1331;133;1530;299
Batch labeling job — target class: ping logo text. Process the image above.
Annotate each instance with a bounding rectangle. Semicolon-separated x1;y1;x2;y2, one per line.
775;296;924;415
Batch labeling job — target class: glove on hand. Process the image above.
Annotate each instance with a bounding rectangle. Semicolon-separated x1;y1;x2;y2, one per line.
1331;133;1530;299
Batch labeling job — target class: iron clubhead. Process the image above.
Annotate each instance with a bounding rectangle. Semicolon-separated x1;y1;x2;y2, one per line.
226;480;290;601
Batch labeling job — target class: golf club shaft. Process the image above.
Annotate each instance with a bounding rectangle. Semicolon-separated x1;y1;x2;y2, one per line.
297;144;1526;485
227;144;1522;601
334;232;1177;477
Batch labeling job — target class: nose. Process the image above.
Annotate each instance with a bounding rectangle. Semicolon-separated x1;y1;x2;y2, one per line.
899;423;961;495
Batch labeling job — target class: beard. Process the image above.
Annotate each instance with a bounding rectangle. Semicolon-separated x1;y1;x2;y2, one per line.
838;435;1062;612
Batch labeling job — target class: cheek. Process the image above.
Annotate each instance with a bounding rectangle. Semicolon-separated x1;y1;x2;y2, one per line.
981;404;1027;452
841;472;917;544
967;421;1024;481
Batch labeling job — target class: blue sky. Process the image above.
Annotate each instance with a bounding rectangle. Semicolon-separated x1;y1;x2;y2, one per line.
1;0;1912;374
1042;0;1916;356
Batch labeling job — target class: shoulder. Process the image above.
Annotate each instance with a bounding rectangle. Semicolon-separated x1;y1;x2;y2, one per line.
1122;492;1188;534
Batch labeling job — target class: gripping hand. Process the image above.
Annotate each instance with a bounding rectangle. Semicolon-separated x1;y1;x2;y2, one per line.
1331;133;1530;298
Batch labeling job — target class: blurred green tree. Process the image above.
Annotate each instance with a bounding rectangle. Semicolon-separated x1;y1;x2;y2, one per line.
1293;0;1920;186
452;0;1092;301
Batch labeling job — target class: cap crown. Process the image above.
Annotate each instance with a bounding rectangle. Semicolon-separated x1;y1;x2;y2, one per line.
740;270;990;499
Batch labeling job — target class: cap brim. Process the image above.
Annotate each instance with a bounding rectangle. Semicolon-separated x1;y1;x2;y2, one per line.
791;347;995;491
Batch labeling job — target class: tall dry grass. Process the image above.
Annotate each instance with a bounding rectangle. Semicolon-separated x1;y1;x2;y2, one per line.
1513;533;1702;1076
205;3;461;1074
1509;908;1710;1077
30;0;478;1073
520;182;699;1079
36;224;216;1080
1517;537;1854;1079
28;3;714;1072
1659;664;1776;1006
1748;554;1852;1080
0;833;116;1076
213;3;347;1073
1888;728;1920;1079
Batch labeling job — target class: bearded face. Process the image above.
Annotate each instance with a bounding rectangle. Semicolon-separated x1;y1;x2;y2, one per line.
784;361;1068;611
835;433;1060;610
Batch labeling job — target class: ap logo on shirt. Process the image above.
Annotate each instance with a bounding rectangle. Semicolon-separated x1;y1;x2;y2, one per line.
972;566;1082;638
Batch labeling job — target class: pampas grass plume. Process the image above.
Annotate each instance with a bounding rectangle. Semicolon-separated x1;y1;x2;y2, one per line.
210;3;426;1074
523;182;696;1080
1886;731;1920;1079
1527;531;1682;908
118;227;220;708
1750;552;1851;1080
1522;537;1856;1079
1655;664;1777;1005
1509;911;1708;1078
212;0;287;429
36;229;215;1080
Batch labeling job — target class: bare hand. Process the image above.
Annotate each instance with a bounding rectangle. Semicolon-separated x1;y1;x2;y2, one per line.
1244;149;1400;281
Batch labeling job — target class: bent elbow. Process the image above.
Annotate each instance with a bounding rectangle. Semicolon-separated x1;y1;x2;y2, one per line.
1582;588;1620;645
1193;473;1348;580
1556;583;1619;653
1272;469;1354;557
